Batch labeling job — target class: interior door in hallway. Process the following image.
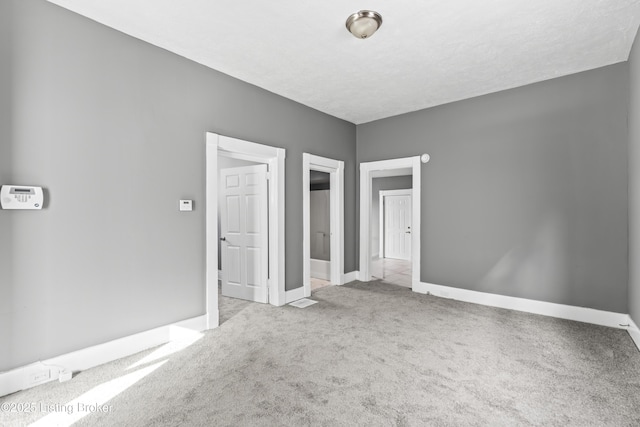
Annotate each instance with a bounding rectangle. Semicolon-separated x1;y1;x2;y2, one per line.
220;164;269;303
384;195;411;260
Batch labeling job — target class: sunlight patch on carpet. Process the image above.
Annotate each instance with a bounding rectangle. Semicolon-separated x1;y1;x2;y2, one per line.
30;360;167;427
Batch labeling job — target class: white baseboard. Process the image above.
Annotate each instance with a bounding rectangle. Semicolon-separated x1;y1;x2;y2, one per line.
414;282;628;330
628;316;640;351
207;310;220;329
285;287;306;304
342;271;359;284
0;314;207;398
310;259;330;280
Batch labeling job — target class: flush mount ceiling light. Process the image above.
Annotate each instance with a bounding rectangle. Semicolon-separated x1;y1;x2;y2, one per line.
346;10;383;39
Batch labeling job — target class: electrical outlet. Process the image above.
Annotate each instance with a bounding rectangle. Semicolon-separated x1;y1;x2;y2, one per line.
28;369;51;385
59;370;72;383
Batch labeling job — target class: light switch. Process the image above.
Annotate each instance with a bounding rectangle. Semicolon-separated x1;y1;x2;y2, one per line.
179;200;193;211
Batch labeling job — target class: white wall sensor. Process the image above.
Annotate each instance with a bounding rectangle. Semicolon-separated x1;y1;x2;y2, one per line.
0;185;44;209
179;200;193;211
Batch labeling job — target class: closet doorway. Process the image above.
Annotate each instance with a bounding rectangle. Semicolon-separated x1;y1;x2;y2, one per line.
302;153;345;297
309;170;331;290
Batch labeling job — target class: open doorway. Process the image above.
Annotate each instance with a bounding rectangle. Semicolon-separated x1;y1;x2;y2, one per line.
359;157;421;291
217;156;267;302
302;153;345;297
309;171;331;291
372;186;413;287
205;133;286;329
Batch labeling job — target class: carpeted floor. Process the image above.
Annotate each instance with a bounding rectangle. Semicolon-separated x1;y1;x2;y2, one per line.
2;280;639;426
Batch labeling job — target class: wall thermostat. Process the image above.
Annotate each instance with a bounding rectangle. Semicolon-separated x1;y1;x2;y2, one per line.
0;185;44;210
179;200;193;211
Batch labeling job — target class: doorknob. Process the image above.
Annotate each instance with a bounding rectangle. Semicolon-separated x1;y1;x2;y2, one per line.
220;237;226;241
405;231;411;234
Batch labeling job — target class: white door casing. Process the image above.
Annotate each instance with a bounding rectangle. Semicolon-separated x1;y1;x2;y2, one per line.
220;165;269;303
384;194;412;260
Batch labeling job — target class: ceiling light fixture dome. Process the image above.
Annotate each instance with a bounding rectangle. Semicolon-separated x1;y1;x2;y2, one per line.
346;10;383;39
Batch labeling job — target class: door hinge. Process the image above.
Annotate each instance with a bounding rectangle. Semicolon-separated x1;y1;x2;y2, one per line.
265;172;271;180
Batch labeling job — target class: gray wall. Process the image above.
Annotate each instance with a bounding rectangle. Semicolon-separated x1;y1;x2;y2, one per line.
1;0;356;371
0;0;14;370
310;189;330;261
371;176;413;258
629;31;640;324
357;63;629;313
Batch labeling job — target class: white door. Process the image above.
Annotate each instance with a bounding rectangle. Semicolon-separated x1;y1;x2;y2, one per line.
384;195;411;260
220;164;269;303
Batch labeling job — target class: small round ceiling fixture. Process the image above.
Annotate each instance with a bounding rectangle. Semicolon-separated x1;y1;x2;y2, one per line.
346;10;383;39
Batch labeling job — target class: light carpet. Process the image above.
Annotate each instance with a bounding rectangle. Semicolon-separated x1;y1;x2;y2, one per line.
2;280;639;426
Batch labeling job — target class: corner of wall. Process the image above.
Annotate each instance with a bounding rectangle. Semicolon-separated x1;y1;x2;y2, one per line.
628;25;640;327
627;316;640;352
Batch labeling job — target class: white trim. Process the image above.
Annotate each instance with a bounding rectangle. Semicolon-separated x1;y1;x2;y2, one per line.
303;153;345;298
378;189;413;259
207;133;286;308
342;271;359;284
628;316;640;351
205;135;220;328
285;287;306;304
310;259;331;280
0;315;206;398
359;157;421;290
415;281;628;329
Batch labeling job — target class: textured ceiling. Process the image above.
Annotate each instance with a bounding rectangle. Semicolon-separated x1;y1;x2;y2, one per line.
47;0;640;124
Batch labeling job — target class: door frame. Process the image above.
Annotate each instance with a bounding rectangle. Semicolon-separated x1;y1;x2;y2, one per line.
379;189;412;259
360;157;421;290
206;132;286;329
303;153;344;297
